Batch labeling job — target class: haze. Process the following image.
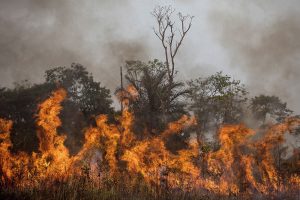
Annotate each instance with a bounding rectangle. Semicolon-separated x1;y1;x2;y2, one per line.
0;0;299;113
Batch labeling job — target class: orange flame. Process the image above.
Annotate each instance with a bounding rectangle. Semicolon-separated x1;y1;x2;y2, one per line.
0;88;299;197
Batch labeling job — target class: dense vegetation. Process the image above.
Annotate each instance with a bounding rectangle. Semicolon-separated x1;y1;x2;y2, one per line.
0;5;299;200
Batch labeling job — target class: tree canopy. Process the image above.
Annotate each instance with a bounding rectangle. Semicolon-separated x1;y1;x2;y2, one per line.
187;71;248;141
250;95;292;123
0;64;113;154
121;59;188;135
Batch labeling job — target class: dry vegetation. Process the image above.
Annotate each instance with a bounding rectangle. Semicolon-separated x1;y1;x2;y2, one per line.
0;88;299;200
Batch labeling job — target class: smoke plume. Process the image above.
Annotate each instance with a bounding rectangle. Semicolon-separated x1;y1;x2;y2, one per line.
0;0;150;90
209;0;300;113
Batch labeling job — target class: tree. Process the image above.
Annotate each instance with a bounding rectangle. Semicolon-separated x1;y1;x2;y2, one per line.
152;6;193;118
0;64;114;154
152;6;193;84
0;82;55;152
45;63;113;117
45;63;114;154
121;59;188;135
250;95;292;123
187;72;248;141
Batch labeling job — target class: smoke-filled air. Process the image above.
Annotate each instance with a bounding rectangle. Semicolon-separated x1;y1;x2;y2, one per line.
0;1;299;199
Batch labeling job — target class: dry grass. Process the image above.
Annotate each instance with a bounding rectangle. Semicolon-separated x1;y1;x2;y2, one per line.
1;176;299;200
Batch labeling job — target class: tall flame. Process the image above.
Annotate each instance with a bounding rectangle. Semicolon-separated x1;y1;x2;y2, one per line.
0;88;299;197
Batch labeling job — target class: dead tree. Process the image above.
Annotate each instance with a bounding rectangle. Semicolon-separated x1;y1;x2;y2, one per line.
151;5;193;119
152;5;193;85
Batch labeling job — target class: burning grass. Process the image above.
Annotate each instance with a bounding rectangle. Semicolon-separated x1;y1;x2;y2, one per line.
0;88;300;199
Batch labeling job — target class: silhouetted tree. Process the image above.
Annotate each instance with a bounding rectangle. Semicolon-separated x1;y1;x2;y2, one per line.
0;63;114;154
152;5;193;85
45;63;114;154
152;6;193;118
45;63;113;117
250;95;292;123
121;59;188;135
0;81;55;152
188;72;248;142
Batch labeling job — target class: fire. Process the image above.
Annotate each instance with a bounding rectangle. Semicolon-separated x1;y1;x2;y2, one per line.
0;88;300;197
35;88;71;180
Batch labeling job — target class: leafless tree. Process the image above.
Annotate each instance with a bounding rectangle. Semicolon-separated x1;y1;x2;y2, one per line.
152;5;194;84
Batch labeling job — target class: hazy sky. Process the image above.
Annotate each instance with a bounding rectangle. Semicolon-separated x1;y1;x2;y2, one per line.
0;0;300;113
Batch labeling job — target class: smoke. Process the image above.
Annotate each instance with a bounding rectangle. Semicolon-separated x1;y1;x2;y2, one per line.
0;0;150;90
1;0;300;113
208;0;300;113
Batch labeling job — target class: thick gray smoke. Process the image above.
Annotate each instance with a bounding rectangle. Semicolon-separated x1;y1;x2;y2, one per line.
0;0;150;90
0;0;299;113
208;0;300;113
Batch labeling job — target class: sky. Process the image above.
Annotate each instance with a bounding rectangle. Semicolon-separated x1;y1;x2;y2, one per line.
0;0;300;113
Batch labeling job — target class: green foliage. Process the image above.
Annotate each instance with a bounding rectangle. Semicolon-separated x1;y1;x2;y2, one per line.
123;59;188;134
0;82;56;152
45;63;113;117
45;63;114;154
187;71;248;136
0;63;114;154
250;95;292;123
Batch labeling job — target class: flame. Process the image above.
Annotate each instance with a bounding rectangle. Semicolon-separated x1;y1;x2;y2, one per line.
0;88;300;197
35;88;71;180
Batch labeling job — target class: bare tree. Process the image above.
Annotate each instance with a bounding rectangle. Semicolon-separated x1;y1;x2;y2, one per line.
152;5;193;84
